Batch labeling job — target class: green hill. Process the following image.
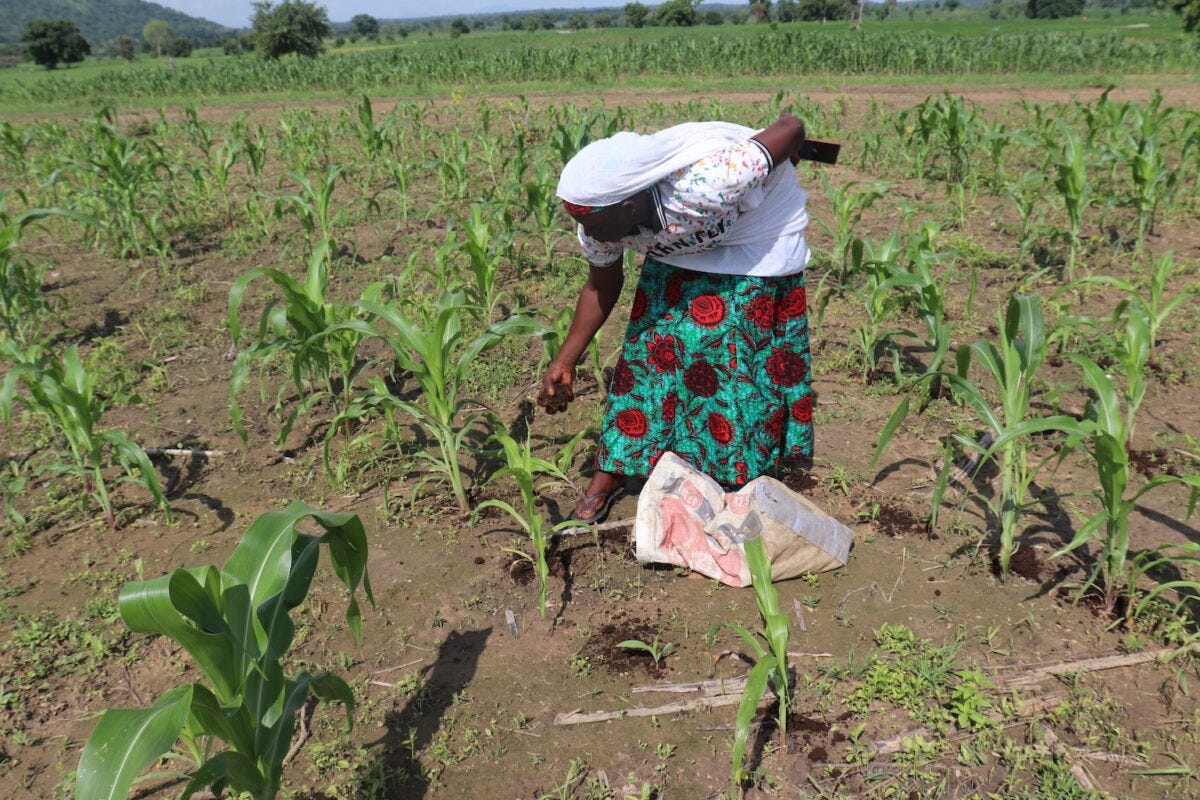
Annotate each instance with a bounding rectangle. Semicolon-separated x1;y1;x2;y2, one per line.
0;0;230;46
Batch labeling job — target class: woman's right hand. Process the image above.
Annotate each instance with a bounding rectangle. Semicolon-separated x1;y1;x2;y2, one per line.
537;360;575;414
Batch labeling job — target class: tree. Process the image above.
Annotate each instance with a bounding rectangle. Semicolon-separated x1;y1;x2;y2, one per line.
595;12;614;26
450;18;471;35
21;19;90;69
777;0;800;20
567;12;589;28
1172;0;1199;31
524;14;541;31
945;0;961;9
703;9;726;23
350;14;379;36
252;1;332;59
112;35;137;61
655;0;700;25
797;0;851;19
143;19;173;57
750;2;773;21
1026;0;1084;16
168;38;193;57
624;2;651;26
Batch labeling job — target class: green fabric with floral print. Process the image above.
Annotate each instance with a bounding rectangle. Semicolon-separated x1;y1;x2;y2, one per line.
596;257;814;486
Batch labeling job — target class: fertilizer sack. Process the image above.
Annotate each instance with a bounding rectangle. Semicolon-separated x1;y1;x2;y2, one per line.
634;452;853;587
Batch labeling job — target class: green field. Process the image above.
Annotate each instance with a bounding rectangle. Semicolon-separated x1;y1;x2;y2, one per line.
0;13;1196;112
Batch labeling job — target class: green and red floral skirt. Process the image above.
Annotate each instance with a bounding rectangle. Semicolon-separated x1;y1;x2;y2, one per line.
596;257;814;486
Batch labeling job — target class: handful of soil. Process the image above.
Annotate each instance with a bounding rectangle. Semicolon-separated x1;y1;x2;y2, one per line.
538;382;574;414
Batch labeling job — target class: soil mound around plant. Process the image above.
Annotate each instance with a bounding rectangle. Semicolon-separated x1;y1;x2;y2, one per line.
579;615;667;677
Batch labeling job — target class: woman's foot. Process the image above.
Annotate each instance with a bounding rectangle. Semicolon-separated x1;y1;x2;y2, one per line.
574;470;624;523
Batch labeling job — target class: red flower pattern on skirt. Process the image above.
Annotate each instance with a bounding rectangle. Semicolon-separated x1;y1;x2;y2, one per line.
766;348;807;387
744;293;776;332
779;285;807;318
791;394;814;424
662;391;679;424
646;334;681;373
610;357;634;395
690;294;727;328
683;359;720;397
616;408;648;438
631;288;648;320
665;274;684;307
708;412;734;444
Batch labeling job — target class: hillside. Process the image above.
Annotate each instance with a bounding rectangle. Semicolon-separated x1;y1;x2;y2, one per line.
0;0;230;46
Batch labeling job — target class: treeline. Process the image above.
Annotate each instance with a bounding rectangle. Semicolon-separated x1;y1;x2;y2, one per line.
0;0;226;46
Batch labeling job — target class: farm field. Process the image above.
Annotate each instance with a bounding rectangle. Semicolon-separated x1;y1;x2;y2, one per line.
1;24;1200;800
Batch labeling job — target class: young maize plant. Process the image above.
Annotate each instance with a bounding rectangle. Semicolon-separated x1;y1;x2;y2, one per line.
1048;122;1091;282
228;240;384;446
0;206;72;348
817;176;890;297
475;430;577;618
275;165;343;266
460;203;511;320
890;226;954;399
990;357;1200;617
712;536;791;796
75;503;372;800
79;120;173;266
845;236;915;380
1079;251;1199;359
875;295;1067;577
349;290;537;513
0;344;170;528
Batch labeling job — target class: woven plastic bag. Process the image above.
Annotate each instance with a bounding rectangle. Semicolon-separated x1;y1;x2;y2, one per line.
633;452;854;587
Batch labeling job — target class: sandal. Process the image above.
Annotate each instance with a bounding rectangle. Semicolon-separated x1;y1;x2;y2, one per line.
573;484;625;525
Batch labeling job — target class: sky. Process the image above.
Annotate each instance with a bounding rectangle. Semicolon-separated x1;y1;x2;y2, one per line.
154;0;658;28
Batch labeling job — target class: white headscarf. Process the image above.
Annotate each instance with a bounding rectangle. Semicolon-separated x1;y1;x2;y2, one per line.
556;121;809;257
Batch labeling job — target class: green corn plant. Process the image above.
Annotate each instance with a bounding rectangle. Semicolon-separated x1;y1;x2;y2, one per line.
1125;543;1200;625
522;160;566;263
0;206;73;348
383;156;410;225
990;357;1199;617
1006;169;1048;260
617;637;675;668
874;295;1067;578
428;133;472;205
229;116;268;179
75;502;372;800
891;226;954;399
228;240;383;445
711;536;791;796
349;93;392;161
1124;134;1174;253
845;237;915;381
0;344;170;529
460;203;510;319
79;122;173;264
275;165;342;264
1077;252;1198;358
1048;122;1091;282
818;176;889;292
348;290;537;513
475;430;576;618
1065;307;1151;449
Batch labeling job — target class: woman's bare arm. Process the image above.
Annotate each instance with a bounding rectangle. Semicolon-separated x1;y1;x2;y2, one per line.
537;261;625;413
752;112;807;167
